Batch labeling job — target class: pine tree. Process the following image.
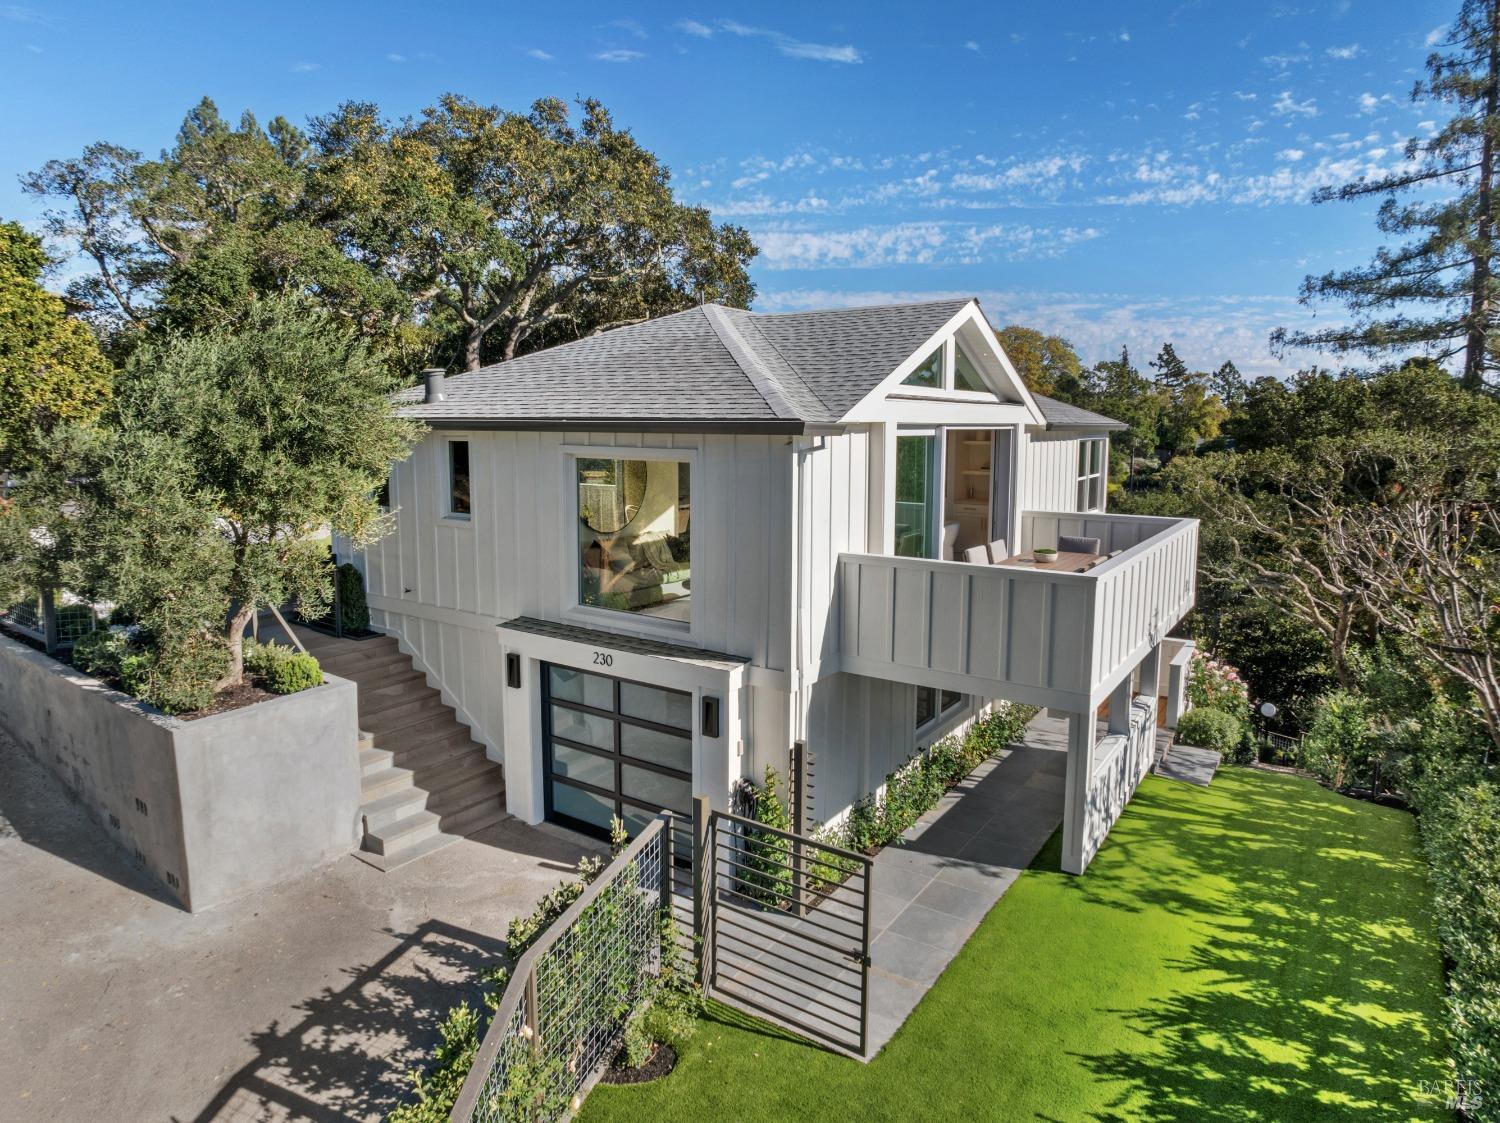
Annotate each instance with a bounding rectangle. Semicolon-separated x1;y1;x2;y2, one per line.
1272;0;1500;392
1149;342;1193;389
1211;360;1247;409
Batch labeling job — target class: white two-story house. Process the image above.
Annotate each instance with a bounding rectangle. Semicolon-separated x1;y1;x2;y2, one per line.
346;298;1198;875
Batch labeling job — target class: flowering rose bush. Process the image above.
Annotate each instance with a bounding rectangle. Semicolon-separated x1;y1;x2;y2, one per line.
1187;651;1250;721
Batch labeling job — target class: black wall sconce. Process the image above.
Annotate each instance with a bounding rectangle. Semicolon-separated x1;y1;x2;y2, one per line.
506;652;521;689
701;695;721;739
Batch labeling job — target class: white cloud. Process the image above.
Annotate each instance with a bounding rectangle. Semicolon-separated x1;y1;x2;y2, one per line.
526;48;554;60
964;40;980;51
1116;29;1131;42
594;49;644;62
950;154;1088;190
602;17;647;39
752;221;1099;270
1233;91;1258;102
1262;52;1309;69
1325;43;1360;59
719;20;862;63
1425;24;1447;46
1272;90;1317;117
291;61;320;73
1276;148;1305;161
386;52;406;62
676;19;714;38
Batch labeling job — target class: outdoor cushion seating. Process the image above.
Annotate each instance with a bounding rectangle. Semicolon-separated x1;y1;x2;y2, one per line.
985;538;1010;563
942;522;960;560
1058;534;1102;555
963;544;990;564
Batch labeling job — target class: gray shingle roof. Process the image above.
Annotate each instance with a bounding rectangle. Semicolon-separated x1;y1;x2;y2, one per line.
397;298;975;429
1031;393;1127;431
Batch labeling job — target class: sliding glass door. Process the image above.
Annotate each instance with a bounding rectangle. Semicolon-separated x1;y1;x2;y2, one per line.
895;432;940;559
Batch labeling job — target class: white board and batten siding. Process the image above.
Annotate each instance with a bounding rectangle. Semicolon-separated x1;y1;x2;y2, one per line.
350;429;794;763
833;512;1199;714
1019;429;1095;513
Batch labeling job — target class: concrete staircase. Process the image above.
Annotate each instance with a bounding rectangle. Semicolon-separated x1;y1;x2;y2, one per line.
295;629;508;870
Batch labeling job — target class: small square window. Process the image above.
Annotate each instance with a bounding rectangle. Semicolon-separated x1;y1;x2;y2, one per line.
447;440;471;519
901;347;943;389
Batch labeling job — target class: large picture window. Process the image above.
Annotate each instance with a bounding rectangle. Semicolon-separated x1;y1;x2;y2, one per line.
1076;438;1106;512
577;457;691;622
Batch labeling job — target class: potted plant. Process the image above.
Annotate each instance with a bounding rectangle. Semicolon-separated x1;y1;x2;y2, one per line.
1034;546;1058;564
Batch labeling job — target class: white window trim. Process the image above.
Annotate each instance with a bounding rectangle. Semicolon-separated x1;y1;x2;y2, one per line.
561;445;698;641
1077;437;1107;513
438;436;474;526
895;337;1000;403
914;685;970;740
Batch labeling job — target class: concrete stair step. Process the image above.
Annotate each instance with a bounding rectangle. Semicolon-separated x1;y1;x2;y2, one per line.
384;731;483;773
361;786;432;832
408;751;501;797
423;763;504;815
376;718;474;758
363;696;455;737
361;683;444;728
361;765;415;803
437;795;509;839
363;808;442;855
318;647;411;678
356;671;434;712
303;633;398;659
352;829;464;872
359;746;394;776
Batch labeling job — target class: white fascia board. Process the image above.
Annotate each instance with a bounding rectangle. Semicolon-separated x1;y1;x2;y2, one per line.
838;301;1046;426
873;398;1035;427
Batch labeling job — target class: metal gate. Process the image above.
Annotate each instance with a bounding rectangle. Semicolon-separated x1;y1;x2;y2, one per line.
666;798;873;1056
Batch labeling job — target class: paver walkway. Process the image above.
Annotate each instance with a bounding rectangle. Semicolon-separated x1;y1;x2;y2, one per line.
1157;743;1221;787
862;712;1068;1052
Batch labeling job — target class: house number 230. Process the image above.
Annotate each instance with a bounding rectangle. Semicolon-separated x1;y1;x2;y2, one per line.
592;651;614;667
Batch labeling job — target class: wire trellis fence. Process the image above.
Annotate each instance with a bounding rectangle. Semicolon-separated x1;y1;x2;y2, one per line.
2;590;100;650
454;816;669;1123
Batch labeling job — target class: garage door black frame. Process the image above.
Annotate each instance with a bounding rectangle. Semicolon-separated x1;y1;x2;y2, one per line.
542;662;694;841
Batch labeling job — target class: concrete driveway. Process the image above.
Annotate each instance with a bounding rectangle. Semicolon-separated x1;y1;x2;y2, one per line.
0;727;597;1123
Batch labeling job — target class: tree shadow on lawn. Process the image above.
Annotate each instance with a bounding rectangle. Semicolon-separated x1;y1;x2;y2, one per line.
184;919;506;1123
1059;770;1450;1122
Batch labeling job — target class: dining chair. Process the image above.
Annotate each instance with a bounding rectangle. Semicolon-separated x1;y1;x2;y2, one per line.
1058;534;1102;555
985;538;1010;563
963;544;990;564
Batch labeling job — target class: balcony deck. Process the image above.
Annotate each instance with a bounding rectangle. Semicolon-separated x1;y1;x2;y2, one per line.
835;511;1198;712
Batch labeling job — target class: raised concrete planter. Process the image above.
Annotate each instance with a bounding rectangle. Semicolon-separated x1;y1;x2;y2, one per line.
0;632;361;911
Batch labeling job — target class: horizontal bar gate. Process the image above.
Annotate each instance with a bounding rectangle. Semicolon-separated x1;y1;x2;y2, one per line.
669;797;874;1057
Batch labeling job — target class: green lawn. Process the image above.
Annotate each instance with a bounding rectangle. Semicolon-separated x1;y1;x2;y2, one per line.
582;768;1451;1122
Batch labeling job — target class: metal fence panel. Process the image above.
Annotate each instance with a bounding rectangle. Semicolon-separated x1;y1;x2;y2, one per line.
453;817;668;1123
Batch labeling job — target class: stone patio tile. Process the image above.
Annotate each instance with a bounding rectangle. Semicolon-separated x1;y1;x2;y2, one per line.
868;888;909;932
871;863;936;903
884;902;979;954
933;858;1023;895
912;878;996;923
870;929;952;985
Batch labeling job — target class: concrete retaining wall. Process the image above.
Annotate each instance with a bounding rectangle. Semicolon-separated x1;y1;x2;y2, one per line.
0;632;361;910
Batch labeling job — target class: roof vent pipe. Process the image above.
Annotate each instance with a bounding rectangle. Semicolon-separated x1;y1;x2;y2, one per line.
422;367;447;404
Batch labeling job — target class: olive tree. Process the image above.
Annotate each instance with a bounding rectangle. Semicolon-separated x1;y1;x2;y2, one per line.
88;296;421;691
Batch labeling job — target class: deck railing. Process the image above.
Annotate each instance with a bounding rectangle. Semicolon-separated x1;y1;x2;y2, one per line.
835;512;1198;710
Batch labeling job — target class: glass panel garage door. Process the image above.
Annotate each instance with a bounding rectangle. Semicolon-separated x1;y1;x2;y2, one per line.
543;663;694;840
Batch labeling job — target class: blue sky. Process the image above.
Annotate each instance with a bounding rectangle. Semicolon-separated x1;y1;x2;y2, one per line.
0;0;1459;377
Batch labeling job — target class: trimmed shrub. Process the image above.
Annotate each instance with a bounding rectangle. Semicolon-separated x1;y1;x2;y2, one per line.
1175;707;1244;756
243;639;323;695
1410;758;1500;1119
332;561;369;634
1187;651;1251;722
266;652;322;694
71;627;135;680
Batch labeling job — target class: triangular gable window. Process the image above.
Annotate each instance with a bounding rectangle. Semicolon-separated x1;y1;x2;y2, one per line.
901;346;943;389
954;341;988;393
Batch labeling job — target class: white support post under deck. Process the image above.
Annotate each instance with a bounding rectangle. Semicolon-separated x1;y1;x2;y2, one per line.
1061;709;1097;875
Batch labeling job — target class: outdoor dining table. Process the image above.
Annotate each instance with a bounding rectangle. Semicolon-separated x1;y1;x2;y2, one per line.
995;550;1100;574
